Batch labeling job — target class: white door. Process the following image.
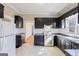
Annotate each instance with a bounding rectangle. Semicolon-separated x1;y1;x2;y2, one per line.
25;23;33;39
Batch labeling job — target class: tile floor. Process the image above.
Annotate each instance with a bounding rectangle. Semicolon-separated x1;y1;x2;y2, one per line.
16;43;65;56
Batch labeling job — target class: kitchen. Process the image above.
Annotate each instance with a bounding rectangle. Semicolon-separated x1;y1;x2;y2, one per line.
0;3;79;56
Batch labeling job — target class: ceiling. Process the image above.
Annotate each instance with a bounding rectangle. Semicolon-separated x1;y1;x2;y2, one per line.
9;3;77;17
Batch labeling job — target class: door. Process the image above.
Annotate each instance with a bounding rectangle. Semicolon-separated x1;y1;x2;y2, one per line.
25;22;34;43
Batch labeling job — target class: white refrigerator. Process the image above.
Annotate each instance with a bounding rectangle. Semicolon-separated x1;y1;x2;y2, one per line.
0;19;3;52
0;19;16;56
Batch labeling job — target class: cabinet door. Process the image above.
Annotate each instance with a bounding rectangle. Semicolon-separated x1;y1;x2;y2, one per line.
0;4;4;18
60;39;66;49
71;43;79;49
54;36;58;46
35;19;44;28
16;35;22;48
56;20;62;28
57;36;63;48
64;40;71;49
34;35;44;46
15;16;23;28
57;39;61;48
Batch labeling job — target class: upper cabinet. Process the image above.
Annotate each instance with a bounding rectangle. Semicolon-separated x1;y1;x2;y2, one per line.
56;20;62;28
15;15;23;28
35;18;44;28
0;4;4;18
35;18;56;28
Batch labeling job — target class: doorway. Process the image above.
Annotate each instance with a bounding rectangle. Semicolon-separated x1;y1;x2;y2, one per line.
25;22;34;45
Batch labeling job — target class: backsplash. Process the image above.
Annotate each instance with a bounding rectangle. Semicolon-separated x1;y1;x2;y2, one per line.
16;28;25;34
34;28;63;35
34;29;44;35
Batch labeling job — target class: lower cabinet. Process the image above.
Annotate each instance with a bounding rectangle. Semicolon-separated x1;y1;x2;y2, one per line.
64;39;72;49
56;36;75;50
71;42;79;49
16;35;22;48
56;35;79;56
57;36;66;50
54;36;58;46
34;35;44;46
60;39;66;49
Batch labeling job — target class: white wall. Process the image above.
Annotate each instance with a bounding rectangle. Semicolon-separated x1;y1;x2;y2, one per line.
2;3;18;22
1;4;25;35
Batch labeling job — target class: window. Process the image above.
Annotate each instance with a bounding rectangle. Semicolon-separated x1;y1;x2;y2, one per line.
62;19;66;28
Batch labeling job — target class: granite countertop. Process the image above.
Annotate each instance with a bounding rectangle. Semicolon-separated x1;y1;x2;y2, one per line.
34;33;44;35
16;33;25;35
57;33;79;39
57;34;79;45
65;49;79;56
34;32;79;45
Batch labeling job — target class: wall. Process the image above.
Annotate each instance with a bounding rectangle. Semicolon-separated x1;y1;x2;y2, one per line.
2;4;26;34
2;3;18;22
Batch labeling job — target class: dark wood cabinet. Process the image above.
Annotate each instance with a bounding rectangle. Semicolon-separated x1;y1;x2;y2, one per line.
35;18;62;28
54;36;58;46
56;35;79;56
43;18;56;25
35;18;44;28
64;40;72;49
56;36;77;50
60;39;65;49
35;18;56;28
34;35;44;46
57;37;61;48
56;20;62;28
0;4;4;18
71;42;79;49
16;35;22;48
15;15;23;28
54;36;62;48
